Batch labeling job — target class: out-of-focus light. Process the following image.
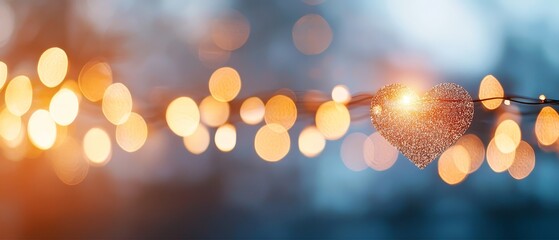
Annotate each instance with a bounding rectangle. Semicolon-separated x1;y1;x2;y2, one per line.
331;85;351;104
211;9;250;51
102;83;133;125
363;132;398;171
183;124;210;155
79;61;113;102
539;94;546;101
494;119;521;153
298;126;326;158
5;75;32;117
166;97;200;137
316;101;350;140
255;124;290;162
508;141;535;180
438;145;469;185
292;14;332;55
240;97;265;125
0;61;6;90
0;1;14;47
340;132;369;172
215;123;236;152
50;88;80;126
199;96;230;127
479;75;504;110
535;106;559;146
116;112;148;153
37;47;68;88
0;108;21;142
48;137;89;186
264;95;297;131
209;67;241;103
61;80;83;103
27;109;57;150
487;137;515;173
83;128;112;166
454;134;485;173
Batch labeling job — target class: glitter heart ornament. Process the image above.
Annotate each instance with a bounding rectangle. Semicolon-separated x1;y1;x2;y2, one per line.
370;83;474;169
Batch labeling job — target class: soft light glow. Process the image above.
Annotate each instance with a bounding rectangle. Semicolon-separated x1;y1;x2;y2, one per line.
83;128;112;166
0;107;21;142
183;124;210;155
49;88;80;126
240;97;265;125
211;9;250;51
292;14;333;55
487;137;515;173
315;101;350;140
37;47;68;88
264;95;297;131
116;112;148;152
199;96;230;127
27;109;57;150
539;94;546;101
255;124;290;162
331;85;351;104
494;119;521;153
479;75;504;110
48;137;89;186
535;106;559;146
61;80;83;103
215;123;236;152
166;97;200;137
504;100;511;105
363;132;399;171
340;132;369;172
79;61;113;102
508;141;535;180
454;134;485;173
0;61;6;90
208;67;241;102
438;145;469;185
102;83;133;125
298;126;326;158
5;75;32;117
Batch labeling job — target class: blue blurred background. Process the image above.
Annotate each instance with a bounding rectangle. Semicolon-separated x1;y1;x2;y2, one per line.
1;0;559;238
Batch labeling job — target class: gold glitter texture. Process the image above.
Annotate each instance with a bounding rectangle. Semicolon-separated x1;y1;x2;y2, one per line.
370;83;474;169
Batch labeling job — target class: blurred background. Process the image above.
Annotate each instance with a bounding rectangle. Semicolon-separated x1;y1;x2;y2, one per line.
1;0;559;238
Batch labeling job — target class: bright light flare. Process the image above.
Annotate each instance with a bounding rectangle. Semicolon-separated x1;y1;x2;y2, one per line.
209;67;241;102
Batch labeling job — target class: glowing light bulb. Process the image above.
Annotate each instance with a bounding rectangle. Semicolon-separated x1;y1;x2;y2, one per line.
401;95;413;105
539;94;546;101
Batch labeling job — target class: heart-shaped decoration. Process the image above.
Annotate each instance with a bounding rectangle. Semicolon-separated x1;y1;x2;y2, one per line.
370;83;474;169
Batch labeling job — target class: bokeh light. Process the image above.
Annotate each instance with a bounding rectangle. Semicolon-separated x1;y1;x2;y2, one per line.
0;1;14;47
508;141;535;180
78;61;113;102
166;97;200;137
183;124;210;155
211;9;250;51
116;112;148;153
208;67;241;102
438;145;470;185
255;124;290;162
363;132;399;171
0;107;21;142
298;126;326;158
315;101;350;140
0;61;6;89
454;134;485;173
49;88;80;126
27;109;57;150
5;75;32;117
535;106;559;146
48;137;89;186
340;132;369;172
331;85;351;104
37;47;68;88
487;137;515;173
479;75;504;110
215;123;236;152
102;83;133;125
240;97;265;125
264;95;297;131
199;96;230;127
83;127;112;166
494;119;521;153
292;14;333;55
